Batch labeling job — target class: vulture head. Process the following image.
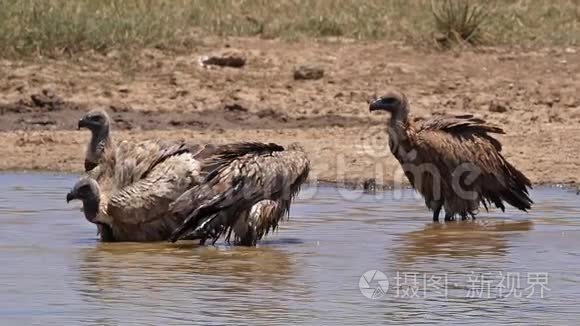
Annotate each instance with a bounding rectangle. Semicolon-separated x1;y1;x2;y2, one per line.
78;110;111;134
66;177;102;224
369;91;409;122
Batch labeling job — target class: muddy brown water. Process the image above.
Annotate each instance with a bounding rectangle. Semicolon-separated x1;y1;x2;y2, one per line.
0;173;579;325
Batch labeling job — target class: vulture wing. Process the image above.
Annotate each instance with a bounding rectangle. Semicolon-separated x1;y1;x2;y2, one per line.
111;140;191;188
169;142;310;243
419;115;505;151
415;115;532;212
105;140;202;226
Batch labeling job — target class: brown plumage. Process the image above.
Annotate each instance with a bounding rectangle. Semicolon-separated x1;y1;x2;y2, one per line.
67;139;205;241
169;142;310;244
369;91;532;222
230;200;284;245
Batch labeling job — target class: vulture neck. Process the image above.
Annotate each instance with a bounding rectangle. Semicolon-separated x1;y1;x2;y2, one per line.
388;104;410;127
388;105;411;138
387;106;414;159
89;126;112;161
82;188;101;223
83;199;100;222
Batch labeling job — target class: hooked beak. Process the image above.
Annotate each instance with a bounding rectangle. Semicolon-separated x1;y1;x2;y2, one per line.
369;98;387;112
78;118;90;130
66;191;76;203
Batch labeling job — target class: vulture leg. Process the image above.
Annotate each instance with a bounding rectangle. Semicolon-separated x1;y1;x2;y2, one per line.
432;202;443;223
225;228;234;244
444;211;455;222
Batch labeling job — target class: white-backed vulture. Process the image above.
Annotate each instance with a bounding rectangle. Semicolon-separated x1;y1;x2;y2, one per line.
369;91;532;222
66;140;205;241
169;142;310;245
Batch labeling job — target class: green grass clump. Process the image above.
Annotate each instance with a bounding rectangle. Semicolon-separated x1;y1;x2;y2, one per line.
431;0;490;47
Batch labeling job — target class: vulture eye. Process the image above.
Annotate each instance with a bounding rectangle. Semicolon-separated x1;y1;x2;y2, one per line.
78;184;91;193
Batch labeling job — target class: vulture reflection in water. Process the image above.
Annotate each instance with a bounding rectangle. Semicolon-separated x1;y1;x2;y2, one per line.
395;220;533;264
76;244;297;320
78;243;295;291
369;91;533;222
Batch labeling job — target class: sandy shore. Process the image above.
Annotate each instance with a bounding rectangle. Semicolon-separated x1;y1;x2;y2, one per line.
1;38;579;186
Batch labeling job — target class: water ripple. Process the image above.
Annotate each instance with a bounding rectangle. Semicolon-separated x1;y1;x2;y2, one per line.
0;173;579;325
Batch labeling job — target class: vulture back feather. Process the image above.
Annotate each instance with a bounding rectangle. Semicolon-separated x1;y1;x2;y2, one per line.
419;115;505;151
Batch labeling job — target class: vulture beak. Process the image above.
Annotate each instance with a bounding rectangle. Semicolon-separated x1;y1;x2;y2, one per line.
78;118;91;130
66;191;76;203
369;98;387;112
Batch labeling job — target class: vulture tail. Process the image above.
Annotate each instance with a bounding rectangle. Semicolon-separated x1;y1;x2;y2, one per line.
498;160;533;211
482;156;533;212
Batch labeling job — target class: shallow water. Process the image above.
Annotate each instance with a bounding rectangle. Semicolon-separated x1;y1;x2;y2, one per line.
0;173;579;325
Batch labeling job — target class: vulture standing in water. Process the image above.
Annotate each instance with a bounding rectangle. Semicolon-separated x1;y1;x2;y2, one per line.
369;91;532;222
74;109;310;244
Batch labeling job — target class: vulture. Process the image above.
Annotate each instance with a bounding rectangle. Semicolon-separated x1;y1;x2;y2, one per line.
73;109;310;244
369;91;532;222
169;142;310;245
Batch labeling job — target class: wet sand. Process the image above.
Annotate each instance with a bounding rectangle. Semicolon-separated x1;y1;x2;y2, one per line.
1;38;579;186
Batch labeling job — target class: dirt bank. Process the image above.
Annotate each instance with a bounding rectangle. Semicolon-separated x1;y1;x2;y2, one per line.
1;38;579;186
